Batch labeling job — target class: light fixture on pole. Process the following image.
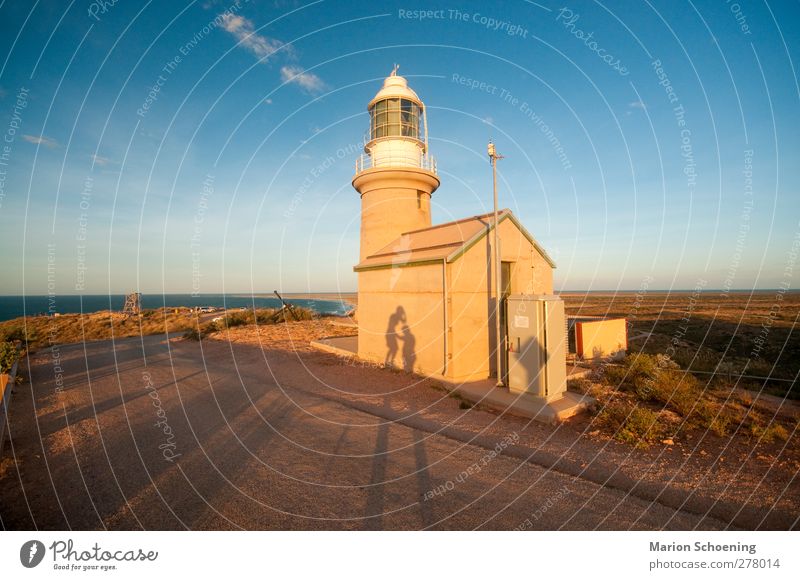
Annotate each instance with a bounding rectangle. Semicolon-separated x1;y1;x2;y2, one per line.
488;140;504;387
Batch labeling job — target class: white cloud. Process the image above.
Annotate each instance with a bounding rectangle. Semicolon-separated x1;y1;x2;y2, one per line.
628;100;647;110
90;154;112;166
264;97;273;104
280;65;326;94
22;134;58;148
221;14;290;61
220;13;326;95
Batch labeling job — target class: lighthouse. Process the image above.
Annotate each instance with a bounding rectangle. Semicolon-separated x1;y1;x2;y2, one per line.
352;66;440;261
351;67;568;398
330;67;591;422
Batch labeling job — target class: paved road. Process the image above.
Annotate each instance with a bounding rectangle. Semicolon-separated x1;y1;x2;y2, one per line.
0;334;728;530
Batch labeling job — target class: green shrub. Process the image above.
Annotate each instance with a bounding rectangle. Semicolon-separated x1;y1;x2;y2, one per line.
650;371;702;416
598;401;665;446
600;353;662;393
748;413;790;443
183;328;202;341
288;306;315;321
255;308;278;324
606;353;708;418
0;341;19;373
750;422;789;443
601;364;628;386
223;311;253;328
688;402;736;437
0;325;25;343
183;321;218;341
590;352;795;445
252;306;315;325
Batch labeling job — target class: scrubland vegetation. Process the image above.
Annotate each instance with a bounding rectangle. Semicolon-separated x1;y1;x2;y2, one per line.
182;307;315;340
563;291;800;400
573;353;795;447
0;306;320;350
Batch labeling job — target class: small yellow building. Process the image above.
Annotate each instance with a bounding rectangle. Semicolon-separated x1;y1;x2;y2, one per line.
353;69;557;383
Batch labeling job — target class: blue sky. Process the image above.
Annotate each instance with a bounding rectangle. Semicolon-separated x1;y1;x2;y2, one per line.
0;0;798;295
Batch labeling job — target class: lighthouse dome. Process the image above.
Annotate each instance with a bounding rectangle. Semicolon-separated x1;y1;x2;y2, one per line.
368;71;422;108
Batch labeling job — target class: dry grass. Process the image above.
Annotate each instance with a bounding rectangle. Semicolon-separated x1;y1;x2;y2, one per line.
0;308;199;351
194;316;357;353
0;305;323;350
183;307;316;341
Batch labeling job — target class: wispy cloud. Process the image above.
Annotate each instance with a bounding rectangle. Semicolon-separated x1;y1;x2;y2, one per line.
280;65;326;94
22;134;58;148
221;14;291;61
220;13;326;95
628;100;647;110
90;154;112;166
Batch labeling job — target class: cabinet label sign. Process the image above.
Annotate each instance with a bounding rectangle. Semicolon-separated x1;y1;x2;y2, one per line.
514;315;529;328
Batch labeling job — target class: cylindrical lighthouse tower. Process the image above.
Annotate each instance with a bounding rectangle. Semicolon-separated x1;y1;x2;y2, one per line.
353;67;440;261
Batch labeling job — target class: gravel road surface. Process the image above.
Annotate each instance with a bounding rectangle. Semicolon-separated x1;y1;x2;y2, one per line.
0;332;782;530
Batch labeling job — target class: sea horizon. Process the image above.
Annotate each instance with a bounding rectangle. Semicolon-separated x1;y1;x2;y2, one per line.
0;293;353;323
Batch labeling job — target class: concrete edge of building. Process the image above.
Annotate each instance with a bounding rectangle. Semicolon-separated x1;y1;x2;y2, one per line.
310;336;595;424
310;336;359;357
442;379;595;425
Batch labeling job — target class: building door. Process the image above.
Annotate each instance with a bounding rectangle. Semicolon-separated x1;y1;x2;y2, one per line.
500;261;513;383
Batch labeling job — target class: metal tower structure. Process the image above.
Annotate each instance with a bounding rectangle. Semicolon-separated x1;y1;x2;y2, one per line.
122;292;141;316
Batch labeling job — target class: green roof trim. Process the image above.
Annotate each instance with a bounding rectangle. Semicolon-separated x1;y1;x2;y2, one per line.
353;258;443;272
446;211;556;268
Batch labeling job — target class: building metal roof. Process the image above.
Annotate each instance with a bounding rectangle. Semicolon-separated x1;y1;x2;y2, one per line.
354;209;556;272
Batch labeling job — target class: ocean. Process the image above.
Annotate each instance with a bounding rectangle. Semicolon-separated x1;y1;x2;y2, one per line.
0;294;353;322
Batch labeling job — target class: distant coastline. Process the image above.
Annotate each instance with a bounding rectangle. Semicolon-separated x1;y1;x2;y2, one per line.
249;292;357;306
0;293;353;323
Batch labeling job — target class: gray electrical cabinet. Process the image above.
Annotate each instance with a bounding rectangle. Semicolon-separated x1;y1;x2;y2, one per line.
505;295;567;401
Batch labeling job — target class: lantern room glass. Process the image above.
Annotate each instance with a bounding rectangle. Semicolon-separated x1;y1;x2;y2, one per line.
370;98;420;140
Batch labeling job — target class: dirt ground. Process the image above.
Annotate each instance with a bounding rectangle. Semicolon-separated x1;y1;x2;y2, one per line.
0;318;797;530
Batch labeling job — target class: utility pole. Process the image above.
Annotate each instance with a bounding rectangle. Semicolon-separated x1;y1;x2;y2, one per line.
488;141;504;387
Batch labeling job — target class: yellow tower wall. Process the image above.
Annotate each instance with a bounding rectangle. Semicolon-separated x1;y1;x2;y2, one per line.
352;167;439;262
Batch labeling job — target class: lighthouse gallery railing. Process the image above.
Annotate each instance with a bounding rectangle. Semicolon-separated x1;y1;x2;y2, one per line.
355;152;437;174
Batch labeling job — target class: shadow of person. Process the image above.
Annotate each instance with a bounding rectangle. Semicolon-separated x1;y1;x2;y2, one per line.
401;324;416;373
384;306;406;367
